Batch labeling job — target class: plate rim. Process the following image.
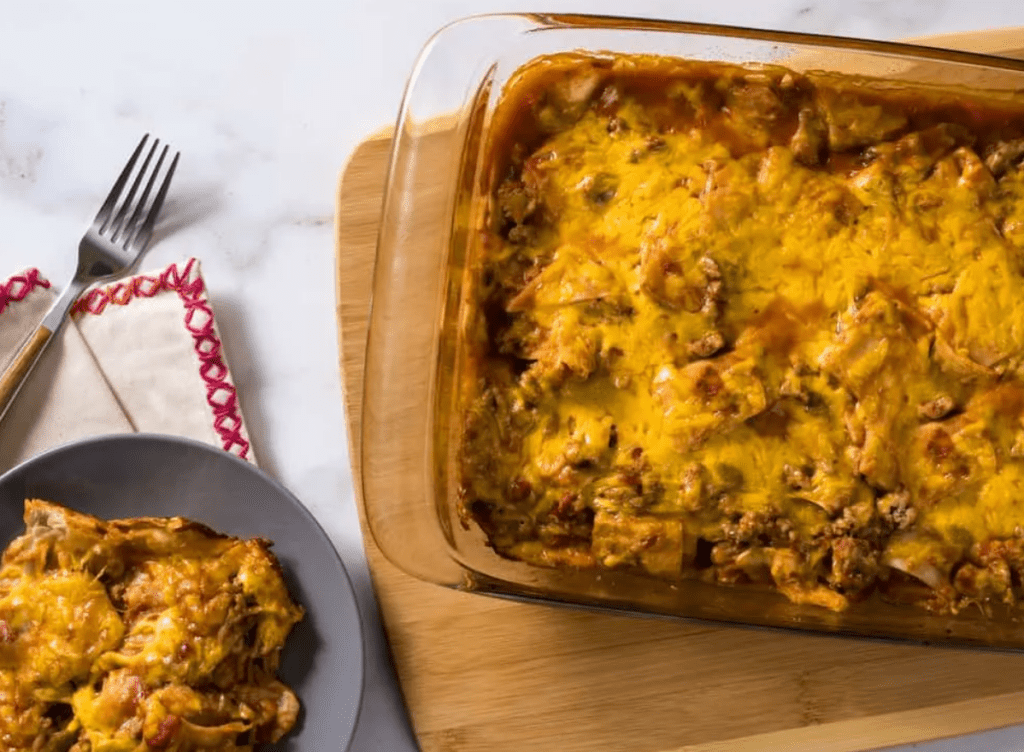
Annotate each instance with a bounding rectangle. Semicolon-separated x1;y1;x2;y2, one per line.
0;432;366;751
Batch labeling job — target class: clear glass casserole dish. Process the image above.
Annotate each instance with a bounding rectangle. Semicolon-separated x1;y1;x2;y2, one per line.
360;12;1024;647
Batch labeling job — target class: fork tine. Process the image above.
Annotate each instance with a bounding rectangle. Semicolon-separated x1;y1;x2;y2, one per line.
95;134;148;227
121;144;168;245
127;149;179;253
106;137;159;240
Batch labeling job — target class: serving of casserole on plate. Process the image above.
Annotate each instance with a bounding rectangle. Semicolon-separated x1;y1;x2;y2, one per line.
0;435;364;752
0;499;304;750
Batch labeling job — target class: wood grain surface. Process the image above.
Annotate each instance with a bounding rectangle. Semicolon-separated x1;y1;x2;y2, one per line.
336;28;1024;752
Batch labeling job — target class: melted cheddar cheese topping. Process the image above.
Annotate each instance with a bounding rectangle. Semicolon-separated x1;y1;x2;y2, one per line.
459;54;1024;613
0;500;303;752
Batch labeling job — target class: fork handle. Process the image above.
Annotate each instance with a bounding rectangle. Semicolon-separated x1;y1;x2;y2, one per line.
0;326;53;419
0;276;87;425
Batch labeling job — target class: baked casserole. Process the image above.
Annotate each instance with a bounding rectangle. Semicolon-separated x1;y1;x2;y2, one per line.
0;500;303;751
458;53;1024;616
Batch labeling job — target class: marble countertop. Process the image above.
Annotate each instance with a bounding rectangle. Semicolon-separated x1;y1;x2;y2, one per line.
4;1;1024;750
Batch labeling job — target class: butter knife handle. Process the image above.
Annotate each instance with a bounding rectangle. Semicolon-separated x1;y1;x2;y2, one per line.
0;326;53;422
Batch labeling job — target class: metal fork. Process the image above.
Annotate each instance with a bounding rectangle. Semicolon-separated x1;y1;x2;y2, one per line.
0;134;180;423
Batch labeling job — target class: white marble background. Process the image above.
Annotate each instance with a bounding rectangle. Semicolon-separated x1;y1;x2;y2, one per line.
2;1;1024;750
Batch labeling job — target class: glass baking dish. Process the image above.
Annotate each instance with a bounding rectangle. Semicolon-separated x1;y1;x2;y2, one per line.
360;12;1024;647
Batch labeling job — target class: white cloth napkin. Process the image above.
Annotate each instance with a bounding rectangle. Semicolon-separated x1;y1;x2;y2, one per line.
0;258;254;474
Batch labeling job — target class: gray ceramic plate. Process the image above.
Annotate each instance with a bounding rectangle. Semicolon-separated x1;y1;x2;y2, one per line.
0;434;363;751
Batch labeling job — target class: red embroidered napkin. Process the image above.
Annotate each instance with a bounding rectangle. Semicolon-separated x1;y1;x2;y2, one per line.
0;258;253;474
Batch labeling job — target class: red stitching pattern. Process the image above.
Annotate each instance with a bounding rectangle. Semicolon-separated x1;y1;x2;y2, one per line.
0;269;51;316
73;259;251;461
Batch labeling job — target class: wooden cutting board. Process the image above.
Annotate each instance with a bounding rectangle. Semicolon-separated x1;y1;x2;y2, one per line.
336;28;1024;752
